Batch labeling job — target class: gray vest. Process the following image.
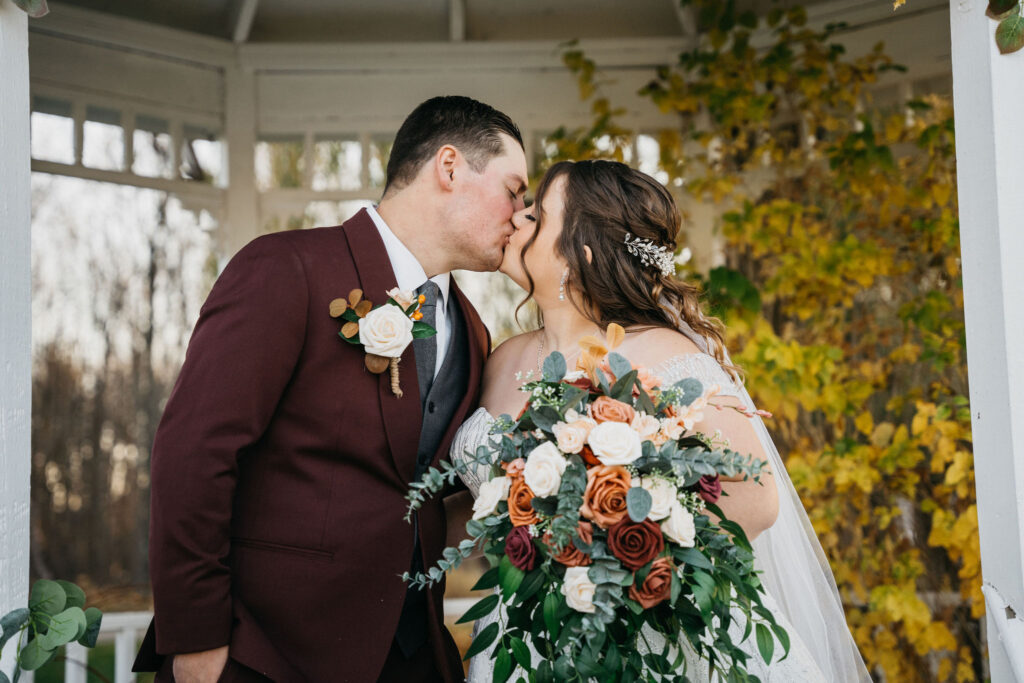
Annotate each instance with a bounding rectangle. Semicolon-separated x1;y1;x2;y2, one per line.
394;294;470;656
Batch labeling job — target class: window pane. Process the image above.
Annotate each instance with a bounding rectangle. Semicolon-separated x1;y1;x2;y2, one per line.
133;120;174;179
312;138;362;191
368;136;393;189
31;112;75;164
255;138;305;191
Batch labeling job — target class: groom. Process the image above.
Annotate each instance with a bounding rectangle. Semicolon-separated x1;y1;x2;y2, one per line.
133;96;528;682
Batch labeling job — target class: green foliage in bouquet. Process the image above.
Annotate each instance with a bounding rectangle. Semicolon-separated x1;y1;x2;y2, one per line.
0;579;103;683
406;339;783;682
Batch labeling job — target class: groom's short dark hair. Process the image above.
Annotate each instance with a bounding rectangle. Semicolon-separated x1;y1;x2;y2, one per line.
384;96;523;195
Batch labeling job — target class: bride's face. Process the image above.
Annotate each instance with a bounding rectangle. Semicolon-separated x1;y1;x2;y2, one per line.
500;175;568;296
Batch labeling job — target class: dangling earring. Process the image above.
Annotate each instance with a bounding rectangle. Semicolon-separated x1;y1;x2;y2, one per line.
558;268;568;301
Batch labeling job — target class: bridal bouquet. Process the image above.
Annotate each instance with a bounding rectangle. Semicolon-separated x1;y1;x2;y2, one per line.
405;325;788;682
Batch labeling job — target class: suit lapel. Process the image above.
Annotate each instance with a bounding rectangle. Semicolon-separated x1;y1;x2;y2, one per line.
342;209;423;483
429;277;487;467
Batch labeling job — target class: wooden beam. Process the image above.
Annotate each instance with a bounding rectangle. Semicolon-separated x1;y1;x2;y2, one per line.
949;1;1024;681
449;0;465;42
228;0;259;45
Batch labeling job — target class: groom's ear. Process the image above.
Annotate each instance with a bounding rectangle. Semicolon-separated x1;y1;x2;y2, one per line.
584;245;594;264
435;145;458;191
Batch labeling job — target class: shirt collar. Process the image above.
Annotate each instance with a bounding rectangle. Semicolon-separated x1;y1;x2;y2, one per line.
367;205;450;306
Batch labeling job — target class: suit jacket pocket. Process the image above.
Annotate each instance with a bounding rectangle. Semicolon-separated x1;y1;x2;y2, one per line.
231;537;334;562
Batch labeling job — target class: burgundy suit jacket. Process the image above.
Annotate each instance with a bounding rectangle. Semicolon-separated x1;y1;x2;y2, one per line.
135;209;489;682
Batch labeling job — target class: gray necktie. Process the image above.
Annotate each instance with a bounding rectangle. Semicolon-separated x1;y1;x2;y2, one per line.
413;281;440;405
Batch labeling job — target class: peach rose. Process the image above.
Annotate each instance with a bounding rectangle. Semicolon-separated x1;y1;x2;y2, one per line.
502;458;526;477
628;557;674;608
631;412;661;440
544;520;594;567
508;476;539;527
589;396;636;424
635;367;662;393
579;465;631;528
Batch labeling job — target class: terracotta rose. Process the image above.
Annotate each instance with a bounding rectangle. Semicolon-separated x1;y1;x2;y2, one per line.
579;465;631;528
628;557;674;608
508;476;540;527
607;518;664;571
544;521;594;567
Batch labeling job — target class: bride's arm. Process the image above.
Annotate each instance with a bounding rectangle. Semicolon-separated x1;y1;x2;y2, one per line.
693;395;779;541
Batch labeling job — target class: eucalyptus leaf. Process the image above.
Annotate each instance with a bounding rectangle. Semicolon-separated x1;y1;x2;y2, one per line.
0;608;30;650
0;669;9;683
56;581;86;610
456;594;500;624
18;638;55;671
607;352;633;379
462;621;499;660
29;580;66;617
79;607;103;648
626;486;653;523
542;351;567;382
37;607;86;649
996;14;1024;54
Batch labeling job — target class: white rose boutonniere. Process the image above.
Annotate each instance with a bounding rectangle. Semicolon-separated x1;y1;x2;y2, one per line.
330;288;435;397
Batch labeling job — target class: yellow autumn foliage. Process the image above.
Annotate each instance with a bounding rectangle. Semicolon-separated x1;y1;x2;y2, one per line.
549;2;979;680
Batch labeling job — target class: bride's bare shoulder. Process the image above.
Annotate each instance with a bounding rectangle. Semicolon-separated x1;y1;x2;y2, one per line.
483;330;540;382
618;326;704;368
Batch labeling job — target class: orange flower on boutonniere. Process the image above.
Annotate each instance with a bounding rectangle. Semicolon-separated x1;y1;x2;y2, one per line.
330;287;435;398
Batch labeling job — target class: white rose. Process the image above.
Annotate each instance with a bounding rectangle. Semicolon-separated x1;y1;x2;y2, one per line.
523;442;567;497
358;305;414;358
385;287;416;309
561;566;597;613
661;500;696;547
472;476;511;520
631;412;661;440
633;476;678;521
552;421;586;454
588;421;643;466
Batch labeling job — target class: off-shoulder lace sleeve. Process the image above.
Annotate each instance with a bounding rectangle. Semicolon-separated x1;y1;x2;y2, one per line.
650;354;744;401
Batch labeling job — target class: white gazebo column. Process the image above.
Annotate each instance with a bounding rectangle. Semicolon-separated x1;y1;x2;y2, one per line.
222;60;260;259
0;0;32;673
949;2;1024;680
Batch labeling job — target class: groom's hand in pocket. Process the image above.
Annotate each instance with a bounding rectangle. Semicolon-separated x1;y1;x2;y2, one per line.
172;645;229;683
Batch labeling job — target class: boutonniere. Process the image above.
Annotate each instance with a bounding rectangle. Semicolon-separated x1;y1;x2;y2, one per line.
330;288;436;398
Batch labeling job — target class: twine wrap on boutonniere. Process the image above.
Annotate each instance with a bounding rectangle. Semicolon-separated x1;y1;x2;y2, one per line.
330;287;436;398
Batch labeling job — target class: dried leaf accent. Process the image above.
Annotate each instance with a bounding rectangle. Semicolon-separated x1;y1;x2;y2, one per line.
605;323;626;350
342;322;360;338
329;298;349;317
348;289;364;307
578;323;626;383
355;300;373;317
365;353;390;374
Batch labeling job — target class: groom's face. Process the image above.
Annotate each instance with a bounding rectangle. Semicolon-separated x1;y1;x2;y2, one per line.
446;134;529;272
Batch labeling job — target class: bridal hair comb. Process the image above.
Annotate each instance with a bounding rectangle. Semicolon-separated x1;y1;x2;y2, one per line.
623;232;675;277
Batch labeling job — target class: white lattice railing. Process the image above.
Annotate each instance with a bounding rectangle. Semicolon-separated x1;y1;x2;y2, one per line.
59;601;478;683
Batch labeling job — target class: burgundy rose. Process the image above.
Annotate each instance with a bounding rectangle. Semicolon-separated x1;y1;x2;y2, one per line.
505;525;538;571
607;518;664;571
697;474;722;504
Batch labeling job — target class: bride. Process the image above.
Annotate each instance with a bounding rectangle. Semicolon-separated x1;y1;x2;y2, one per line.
447;160;871;681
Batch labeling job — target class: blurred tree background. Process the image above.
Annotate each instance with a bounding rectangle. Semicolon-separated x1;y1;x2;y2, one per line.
544;1;976;680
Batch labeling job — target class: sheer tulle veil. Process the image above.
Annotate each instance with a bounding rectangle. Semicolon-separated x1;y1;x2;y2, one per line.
671;315;872;682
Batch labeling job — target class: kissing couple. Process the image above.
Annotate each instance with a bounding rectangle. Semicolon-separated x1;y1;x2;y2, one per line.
133;96;869;682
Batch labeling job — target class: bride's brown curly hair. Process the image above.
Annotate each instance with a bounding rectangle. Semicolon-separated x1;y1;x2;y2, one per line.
519;159;739;379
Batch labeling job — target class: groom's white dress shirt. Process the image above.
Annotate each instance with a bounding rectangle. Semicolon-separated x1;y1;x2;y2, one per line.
367;205;450;380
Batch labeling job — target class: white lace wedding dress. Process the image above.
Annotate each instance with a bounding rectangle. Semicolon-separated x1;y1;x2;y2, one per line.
449;353;846;682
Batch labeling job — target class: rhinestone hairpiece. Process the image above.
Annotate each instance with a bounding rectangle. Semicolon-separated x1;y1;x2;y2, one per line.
624;232;675;277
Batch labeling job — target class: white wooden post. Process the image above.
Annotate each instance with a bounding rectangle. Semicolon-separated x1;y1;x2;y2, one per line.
222;61;260;258
949;1;1024;681
0;0;32;679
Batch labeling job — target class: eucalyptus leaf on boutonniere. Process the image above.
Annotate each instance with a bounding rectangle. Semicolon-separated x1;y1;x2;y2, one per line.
330;287;436;398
